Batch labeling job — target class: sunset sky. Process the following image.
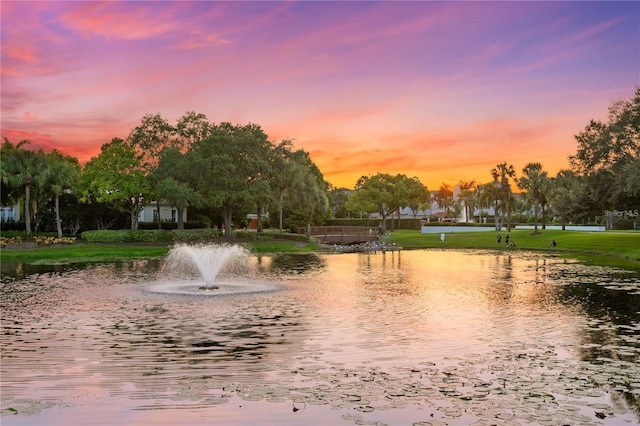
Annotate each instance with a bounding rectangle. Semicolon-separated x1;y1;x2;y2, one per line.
2;1;638;190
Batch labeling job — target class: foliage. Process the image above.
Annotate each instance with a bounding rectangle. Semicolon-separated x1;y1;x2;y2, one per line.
154;147;203;229
456;180;476;222
170;228;223;242
347;174;400;231
270;140;330;231
1;139;50;240
81;229;172;243
435;183;454;215
518;162;549;233
283;149;331;233
490;162;517;232
548;169;581;229
188;122;274;236
45;150;80;237
569;87;640;216
5;89;638;238
138;221;209;230
243;240;319;253
231;230;310;243
329;187;353;218
78;138;150;230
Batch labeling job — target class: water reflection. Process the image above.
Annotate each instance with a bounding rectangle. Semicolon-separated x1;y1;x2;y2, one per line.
1;250;639;425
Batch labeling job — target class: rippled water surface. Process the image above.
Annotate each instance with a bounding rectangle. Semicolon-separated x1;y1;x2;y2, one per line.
1;249;639;425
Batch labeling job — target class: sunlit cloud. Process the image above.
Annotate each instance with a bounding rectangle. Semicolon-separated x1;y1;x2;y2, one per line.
57;3;177;40
1;1;637;189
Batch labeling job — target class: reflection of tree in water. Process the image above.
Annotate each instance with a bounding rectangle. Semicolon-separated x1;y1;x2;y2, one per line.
1;261;82;280
555;269;640;416
263;253;326;275
356;252;411;296
96;301;310;395
484;255;515;306
2;258;162;281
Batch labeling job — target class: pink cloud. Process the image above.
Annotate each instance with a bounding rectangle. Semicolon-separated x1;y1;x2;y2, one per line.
1;1;636;191
57;3;177;40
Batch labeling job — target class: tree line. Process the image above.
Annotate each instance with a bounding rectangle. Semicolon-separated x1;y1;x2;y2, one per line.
2;88;638;240
1;112;331;240
330;88;638;232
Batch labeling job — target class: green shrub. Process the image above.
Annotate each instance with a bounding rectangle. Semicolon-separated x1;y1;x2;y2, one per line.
81;229;173;243
0;221;25;232
171;228;222;242
232;231;274;241
0;231;25;239
230;231;310;242
270;232;310;242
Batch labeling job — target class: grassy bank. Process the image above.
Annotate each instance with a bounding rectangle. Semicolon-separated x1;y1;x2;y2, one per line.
387;229;640;269
1;230;638;270
0;239;321;265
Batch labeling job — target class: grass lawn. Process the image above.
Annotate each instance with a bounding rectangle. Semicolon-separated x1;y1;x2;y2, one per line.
1;230;638;270
0;240;322;265
0;243;171;264
387;229;640;269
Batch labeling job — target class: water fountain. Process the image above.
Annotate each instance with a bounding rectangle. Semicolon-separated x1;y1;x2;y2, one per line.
149;243;277;295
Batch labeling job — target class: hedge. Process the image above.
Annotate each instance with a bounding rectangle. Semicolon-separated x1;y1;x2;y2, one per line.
78;229;310;244
138;221;209;230
232;231;310;242
81;229;173;243
170;228;223;241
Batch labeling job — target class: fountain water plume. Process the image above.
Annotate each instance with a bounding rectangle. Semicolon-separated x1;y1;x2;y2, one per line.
162;243;252;289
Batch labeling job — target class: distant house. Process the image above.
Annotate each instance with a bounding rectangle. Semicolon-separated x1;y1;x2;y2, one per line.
138;202;187;223
1;202;20;222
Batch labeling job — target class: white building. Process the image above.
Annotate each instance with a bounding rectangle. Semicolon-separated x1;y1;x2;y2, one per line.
138;202;187;223
1;202;20;222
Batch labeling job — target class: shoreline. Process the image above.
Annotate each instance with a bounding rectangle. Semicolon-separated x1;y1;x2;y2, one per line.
1;230;639;271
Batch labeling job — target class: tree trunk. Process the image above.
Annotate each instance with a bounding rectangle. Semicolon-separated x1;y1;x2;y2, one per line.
177;206;185;230
223;207;233;237
156;200;162;229
278;192;284;231
493;200;500;231
130;210;139;230
24;183;32;241
55;193;63;238
257;204;263;233
533;201;539;234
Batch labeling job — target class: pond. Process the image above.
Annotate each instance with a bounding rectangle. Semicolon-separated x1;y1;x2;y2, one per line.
1;249;639;425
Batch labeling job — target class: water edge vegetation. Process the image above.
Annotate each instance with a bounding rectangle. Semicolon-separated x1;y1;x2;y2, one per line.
2;229;639;271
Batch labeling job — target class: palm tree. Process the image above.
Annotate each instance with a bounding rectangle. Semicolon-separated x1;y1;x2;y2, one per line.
458;180;477;222
1;140;49;241
518;162;548;234
46;150;80;237
436;183;454;217
490;162;516;232
478;181;502;230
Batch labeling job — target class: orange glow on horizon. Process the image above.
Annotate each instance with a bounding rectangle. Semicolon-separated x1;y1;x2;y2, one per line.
2;2;637;190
